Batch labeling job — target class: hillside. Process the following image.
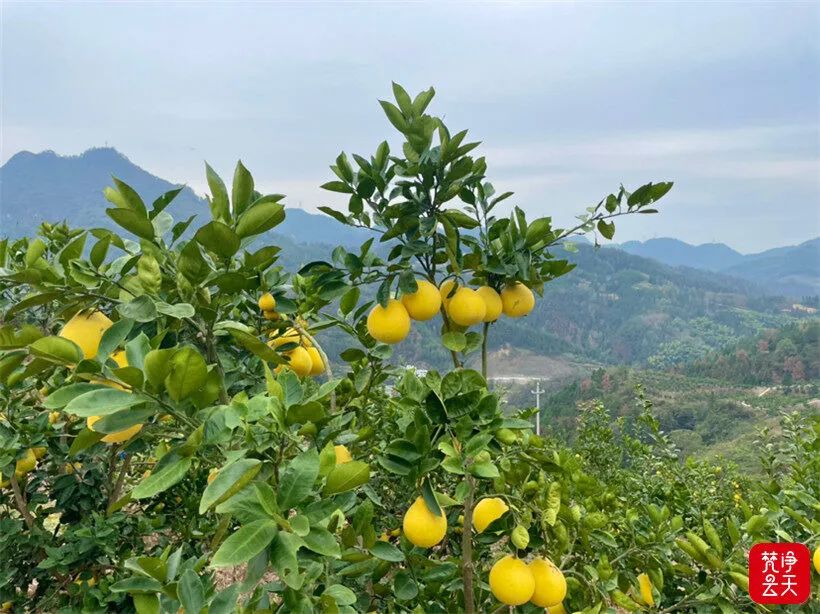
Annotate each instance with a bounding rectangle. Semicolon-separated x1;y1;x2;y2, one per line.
618;236;820;297
535;321;820;470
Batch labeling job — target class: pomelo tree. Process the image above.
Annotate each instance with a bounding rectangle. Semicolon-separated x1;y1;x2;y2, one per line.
0;85;818;614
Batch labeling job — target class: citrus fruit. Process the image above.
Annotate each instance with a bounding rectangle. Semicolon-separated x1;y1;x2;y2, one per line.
59;310;113;359
476;286;503;322
366;299;411;344
15;449;37;476
87;415;143;444
277;346;313;377
263;310;279;321
473;497;509;533
401;279;442;321
32;447;47;459
48;411;60;424
501;282;535;317
307;346;325;376
402;496;447;548
447;287;486;326
268;327;302;348
547;604;567;614
529;558;567;607
258;292;276;311
489;556;535;605
111;350;128;368
637;572;654;606
813;546;819;574
439;279;458;307
334;445;352;464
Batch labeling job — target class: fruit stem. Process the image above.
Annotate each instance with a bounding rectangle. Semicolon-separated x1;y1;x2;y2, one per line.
481;322;490;379
461;473;476;614
10;473;34;528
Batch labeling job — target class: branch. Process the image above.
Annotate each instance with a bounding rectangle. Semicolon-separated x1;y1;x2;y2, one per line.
10;473;34;528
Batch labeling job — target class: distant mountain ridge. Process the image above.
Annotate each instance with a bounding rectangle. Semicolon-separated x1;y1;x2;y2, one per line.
617;237;819;297
1;147;817;297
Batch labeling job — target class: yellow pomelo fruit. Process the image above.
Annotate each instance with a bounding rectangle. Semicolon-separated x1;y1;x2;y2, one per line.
15;449;37;476
268;327;302;348
637;572;654;607
207;468;219;484
65;462;82;474
501;283;535;317
307;347;325;376
403;496;447;548
59;310;113;359
813;546;819;574
334;445;352;464
111;350;128;368
489;556;535;606
529;558;567;607
447;287;486;326
476;286;503;322
439;279;458;307
87;415;143;444
367;299;411;344
401;280;442;321
32;447;47;459
263;310;279;321
48;411;60;424
277;346;313;377
547;604;567;614
473;497;509;533
258;292;276;311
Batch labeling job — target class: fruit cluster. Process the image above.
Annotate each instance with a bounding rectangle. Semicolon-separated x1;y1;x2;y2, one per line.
266;326;325;379
366;279;536;345
402;494;568;610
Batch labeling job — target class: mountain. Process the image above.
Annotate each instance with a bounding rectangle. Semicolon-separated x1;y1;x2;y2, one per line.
618;238;745;271
617;237;819;297
0;147;371;248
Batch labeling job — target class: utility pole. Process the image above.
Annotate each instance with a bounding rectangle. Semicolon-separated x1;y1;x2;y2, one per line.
531;380;543;435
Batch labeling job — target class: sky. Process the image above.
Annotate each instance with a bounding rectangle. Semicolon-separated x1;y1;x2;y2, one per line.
2;1;819;253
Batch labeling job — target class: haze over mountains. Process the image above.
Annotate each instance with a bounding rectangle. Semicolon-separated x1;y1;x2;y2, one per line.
1;147;817;298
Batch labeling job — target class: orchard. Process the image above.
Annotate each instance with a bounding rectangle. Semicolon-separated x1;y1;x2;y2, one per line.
0;84;818;613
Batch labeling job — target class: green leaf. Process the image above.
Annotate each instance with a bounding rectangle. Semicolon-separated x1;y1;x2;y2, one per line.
392;82;414;115
393;571;418;601
209;585;241;614
97;318;134;362
106;208;155;240
133;594;160;614
155;302;196;319
109;576;164;593
422;479;442;517
302;526;341;558
132;457;192;499
370;540;405;562
44;383;106;409
195;221;240;258
379;100;407;133
28;336;82;364
320;181;354;194
68;427;105;455
236;202;285;238
324;584;356;607
225;327;282;363
118;295;158;323
178;569;205;614
412;87;435;115
232;160;254;216
278;449;320;509
324;461;370;495
143;348;175;390
90;406;155;434
544;482;561;526
199;458;263;514
597;219;615;240
25;238;46;266
165;347;208;402
441;332;466;352
111;178;148;215
64;388;146;417
206;162;230;222
211;519;278;568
